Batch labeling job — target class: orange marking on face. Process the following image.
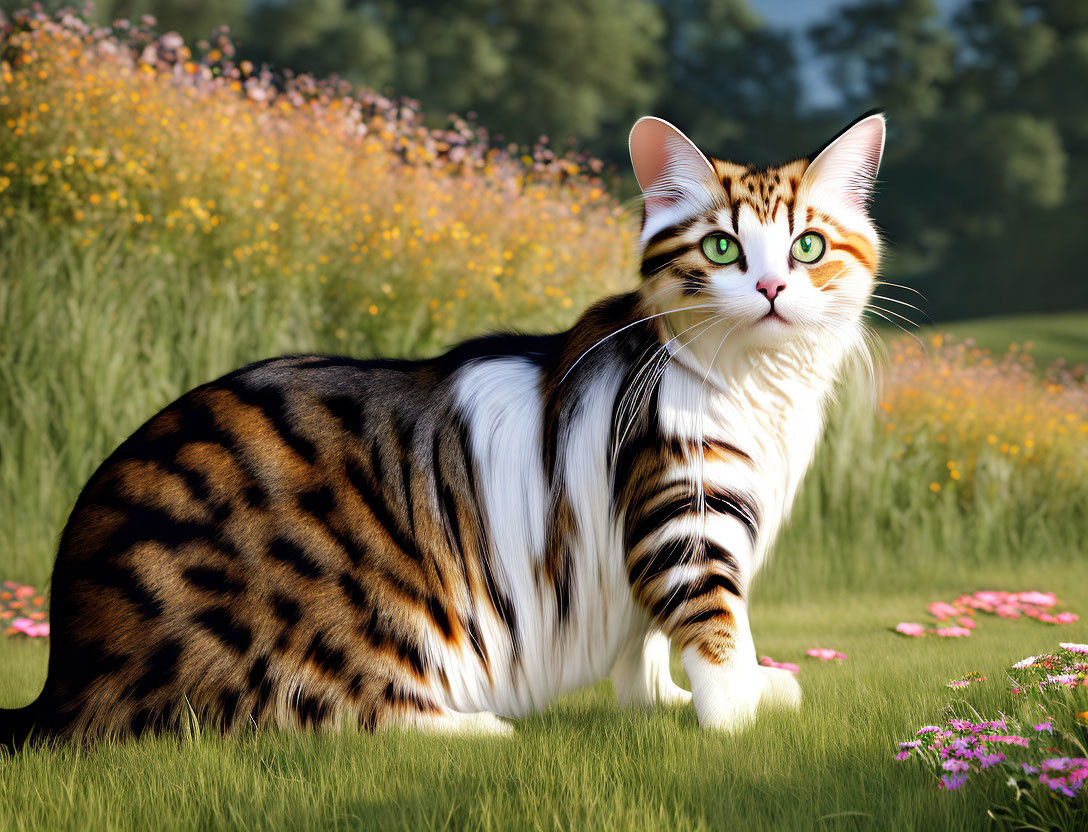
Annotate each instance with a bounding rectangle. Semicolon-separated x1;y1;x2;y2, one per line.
807;261;846;289
829;234;876;271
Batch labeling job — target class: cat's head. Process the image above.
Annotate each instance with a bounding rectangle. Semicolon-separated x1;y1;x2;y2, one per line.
629;114;884;358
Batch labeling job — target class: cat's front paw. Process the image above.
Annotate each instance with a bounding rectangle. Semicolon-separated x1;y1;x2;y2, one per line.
690;667;763;733
759;666;802;710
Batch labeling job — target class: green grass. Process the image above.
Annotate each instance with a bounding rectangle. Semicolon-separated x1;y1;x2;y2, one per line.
929;312;1088;368
2;566;1085;831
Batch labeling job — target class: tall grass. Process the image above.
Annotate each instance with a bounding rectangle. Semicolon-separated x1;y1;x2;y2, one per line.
1;8;1086;600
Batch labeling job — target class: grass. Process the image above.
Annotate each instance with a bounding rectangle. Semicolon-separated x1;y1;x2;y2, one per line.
935;313;1088;369
2;565;1085;831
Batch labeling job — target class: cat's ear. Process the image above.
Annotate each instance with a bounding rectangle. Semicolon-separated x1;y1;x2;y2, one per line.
802;113;885;213
629;117;718;237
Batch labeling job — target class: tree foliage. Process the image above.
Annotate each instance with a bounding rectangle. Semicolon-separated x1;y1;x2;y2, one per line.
2;0;1084;319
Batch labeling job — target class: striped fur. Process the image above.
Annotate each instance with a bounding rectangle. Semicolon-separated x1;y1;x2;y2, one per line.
0;114;883;746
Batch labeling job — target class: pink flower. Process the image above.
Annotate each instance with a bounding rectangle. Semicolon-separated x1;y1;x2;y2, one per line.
895;622;925;637
1060;642;1088;654
806;648;846;661
927;602;959;620
895;750;911;761
1015;591;1056;607
759;656;800;674
13;586;34;600
1056;613;1079;624
936;627;972;638
956;616;976;629
11;617;49;638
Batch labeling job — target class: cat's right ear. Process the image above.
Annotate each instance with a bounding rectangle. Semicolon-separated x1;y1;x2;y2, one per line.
629;117;718;240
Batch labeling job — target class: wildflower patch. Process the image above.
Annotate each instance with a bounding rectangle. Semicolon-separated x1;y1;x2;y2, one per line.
894;590;1078;639
896;644;1088;825
1;580;49;638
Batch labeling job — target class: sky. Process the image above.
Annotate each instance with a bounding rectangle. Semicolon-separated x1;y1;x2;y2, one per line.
750;0;967;108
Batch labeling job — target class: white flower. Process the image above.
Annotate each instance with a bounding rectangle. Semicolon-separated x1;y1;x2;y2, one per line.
1059;642;1088;655
1012;656;1037;669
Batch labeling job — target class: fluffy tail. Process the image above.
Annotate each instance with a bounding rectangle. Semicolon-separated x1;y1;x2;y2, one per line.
0;701;39;752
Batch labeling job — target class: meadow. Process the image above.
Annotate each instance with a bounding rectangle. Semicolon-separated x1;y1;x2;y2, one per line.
1;9;1086;831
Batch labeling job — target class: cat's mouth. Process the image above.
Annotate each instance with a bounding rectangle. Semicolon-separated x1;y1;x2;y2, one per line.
759;310;789;324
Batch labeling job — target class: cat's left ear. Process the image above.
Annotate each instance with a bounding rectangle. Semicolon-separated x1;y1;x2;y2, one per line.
801;113;885;213
629;116;719;239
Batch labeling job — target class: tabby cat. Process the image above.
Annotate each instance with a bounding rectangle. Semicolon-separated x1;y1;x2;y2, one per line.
1;113;884;746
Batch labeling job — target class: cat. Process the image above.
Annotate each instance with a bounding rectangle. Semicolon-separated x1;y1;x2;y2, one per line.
1;112;883;746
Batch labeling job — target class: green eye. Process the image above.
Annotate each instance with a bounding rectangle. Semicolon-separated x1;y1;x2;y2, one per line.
791;232;826;263
701;233;741;265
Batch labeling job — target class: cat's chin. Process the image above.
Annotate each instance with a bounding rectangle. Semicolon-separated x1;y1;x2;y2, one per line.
740;312;802;349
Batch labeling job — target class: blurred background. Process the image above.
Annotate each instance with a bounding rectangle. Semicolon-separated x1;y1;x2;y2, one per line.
5;0;1086;320
0;1;1085;596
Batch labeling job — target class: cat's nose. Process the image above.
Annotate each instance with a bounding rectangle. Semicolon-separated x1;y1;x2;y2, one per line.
756;277;786;302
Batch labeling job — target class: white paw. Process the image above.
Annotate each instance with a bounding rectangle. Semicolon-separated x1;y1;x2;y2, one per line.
759;666;802;710
691;668;763;733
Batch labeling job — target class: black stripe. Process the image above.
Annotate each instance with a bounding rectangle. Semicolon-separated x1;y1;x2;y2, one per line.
270;591;302;625
182;566;246;596
123;639;182;700
338;571;368;609
677;607;732;629
628;537;694;585
226;382;318;464
640;245;693;278
305;631;346;675
694;572;744;600
479;547;520;659
265;536;324;579
97;497;220;557
297;694;329;727
343;460;423;563
626;493;692;552
298;485;336;519
192;605;252;655
703;540;741;571
94;561;164;619
427;597;454;639
464;616;489;666
645;217;700;251
704;489;759;541
218;688;241;729
323;394;364;436
247;655;270;691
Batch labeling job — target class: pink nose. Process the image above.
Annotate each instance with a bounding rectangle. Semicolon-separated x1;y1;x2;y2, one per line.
757;277;786;302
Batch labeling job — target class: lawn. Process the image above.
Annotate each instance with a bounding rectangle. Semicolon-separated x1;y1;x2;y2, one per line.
2;565;1085;831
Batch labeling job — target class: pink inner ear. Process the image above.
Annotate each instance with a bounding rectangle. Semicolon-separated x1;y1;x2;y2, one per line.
630;119;677;192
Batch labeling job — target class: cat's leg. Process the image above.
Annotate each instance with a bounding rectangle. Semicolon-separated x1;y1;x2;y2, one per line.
623;509;802;732
676;595;801;733
610;628;692;708
392;707;515;737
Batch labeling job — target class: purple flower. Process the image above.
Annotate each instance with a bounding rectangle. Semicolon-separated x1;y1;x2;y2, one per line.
940;773;968;790
1021;764;1039;775
898;740;922;750
895;750;911;761
916;725;941;735
978;752;1006;769
942;759;970;773
1032;722;1054;733
949;718;972;731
